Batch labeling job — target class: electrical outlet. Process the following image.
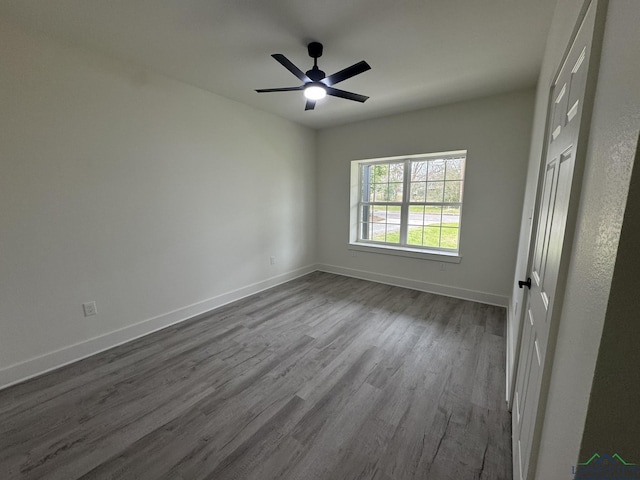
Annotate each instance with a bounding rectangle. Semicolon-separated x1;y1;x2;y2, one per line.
83;301;97;317
440;262;446;271
270;256;276;265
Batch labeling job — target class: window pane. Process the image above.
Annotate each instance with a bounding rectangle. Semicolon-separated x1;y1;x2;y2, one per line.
443;205;460;217
425;205;443;226
388;182;403;202
373;164;389;183
411;161;427;182
423;226;441;247
410;182;425;202
371;206;387;223
441;227;459;249
407;226;424;246
374;184;388;202
385;224;400;243
444;180;463;203
389;163;404;182
428;159;445;181
446;158;464;180
372;224;386;242
387;205;401;224
442;209;460;228
408;205;425;226
426;181;444;202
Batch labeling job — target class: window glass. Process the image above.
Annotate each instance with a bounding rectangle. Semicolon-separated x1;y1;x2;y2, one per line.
355;152;466;253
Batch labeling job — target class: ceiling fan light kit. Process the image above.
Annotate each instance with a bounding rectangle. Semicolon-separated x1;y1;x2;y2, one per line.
304;83;327;100
256;42;370;111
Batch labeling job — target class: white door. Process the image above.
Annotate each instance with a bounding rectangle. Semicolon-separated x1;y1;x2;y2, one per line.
512;2;600;479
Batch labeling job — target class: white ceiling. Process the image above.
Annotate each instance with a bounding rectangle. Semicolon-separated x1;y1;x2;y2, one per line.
0;0;558;129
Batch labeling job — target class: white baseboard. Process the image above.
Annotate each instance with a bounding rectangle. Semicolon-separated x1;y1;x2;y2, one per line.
0;264;318;391
318;263;509;307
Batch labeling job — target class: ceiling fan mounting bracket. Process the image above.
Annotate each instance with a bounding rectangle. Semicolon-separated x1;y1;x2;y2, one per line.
307;42;323;60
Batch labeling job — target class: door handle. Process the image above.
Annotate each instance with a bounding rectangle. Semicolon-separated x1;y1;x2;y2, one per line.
518;277;532;289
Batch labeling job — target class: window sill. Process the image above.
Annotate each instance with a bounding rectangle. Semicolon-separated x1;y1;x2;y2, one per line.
348;242;462;263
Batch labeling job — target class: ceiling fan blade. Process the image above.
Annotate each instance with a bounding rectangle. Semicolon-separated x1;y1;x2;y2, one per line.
256;86;304;93
272;54;311;82
323;61;371;86
305;99;316;111
326;87;369;103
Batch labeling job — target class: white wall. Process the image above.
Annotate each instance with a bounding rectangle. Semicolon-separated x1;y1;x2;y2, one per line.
0;19;317;388
534;1;640;477
316;90;535;306
579;122;640;466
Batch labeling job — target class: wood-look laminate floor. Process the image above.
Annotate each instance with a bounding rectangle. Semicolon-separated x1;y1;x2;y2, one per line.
0;272;512;480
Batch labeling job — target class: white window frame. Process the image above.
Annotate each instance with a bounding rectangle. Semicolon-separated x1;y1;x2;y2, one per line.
349;150;466;263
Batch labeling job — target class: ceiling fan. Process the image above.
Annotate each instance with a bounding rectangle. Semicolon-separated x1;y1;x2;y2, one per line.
256;42;371;111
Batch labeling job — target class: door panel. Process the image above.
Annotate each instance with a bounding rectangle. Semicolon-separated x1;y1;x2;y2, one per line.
550;82;568;142
567;47;588;122
512;1;599;478
531;161;557;287
540;149;575;327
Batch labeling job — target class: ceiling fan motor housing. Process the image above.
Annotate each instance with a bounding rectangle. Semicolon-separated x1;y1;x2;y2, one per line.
306;68;325;81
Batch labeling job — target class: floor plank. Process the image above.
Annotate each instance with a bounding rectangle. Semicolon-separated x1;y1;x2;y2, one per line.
0;272;512;479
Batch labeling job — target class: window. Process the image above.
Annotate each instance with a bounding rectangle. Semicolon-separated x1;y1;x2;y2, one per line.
350;151;466;258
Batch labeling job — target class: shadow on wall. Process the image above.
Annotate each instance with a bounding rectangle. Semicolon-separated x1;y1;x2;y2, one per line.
578;131;640;464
